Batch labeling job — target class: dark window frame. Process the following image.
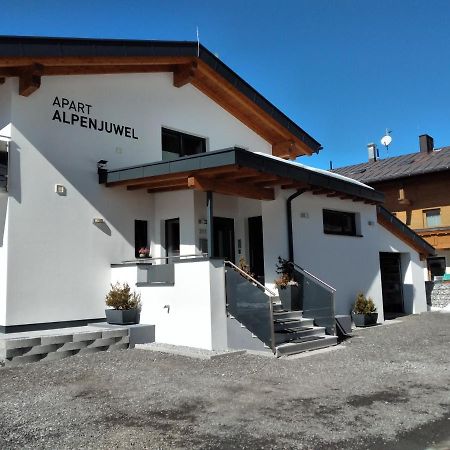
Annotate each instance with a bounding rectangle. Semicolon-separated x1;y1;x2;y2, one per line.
134;220;148;258
323;209;358;237
161;127;206;160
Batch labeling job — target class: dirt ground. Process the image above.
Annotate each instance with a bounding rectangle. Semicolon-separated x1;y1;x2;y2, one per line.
0;312;449;449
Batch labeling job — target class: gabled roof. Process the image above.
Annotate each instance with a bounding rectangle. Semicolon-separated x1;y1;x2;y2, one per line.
0;35;321;158
377;206;435;258
100;147;384;204
332;146;450;184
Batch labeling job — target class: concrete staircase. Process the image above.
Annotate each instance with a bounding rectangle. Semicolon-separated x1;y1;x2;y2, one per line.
0;326;129;367
272;302;337;357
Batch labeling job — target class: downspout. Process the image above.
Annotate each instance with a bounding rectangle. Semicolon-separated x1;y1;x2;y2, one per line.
287;189;307;262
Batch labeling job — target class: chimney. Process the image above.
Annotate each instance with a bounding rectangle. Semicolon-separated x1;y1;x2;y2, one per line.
367;143;378;162
419;134;434;154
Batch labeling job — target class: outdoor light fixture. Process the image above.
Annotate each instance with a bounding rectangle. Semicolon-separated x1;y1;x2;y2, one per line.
93;218;105;224
55;184;67;195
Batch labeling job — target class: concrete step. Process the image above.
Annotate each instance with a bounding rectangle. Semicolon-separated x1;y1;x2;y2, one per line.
274;326;326;345
273;311;303;321
276;335;338;357
272;303;285;312
273;318;314;331
0;326;131;366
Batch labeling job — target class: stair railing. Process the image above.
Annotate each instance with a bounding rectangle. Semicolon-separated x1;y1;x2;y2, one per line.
288;261;336;335
224;260;276;353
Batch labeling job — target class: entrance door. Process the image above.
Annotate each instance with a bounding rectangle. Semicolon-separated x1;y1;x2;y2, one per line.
213;217;235;261
248;216;265;283
379;252;404;313
165;218;180;260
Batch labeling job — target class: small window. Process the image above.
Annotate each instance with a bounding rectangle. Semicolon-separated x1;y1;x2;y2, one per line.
424;209;441;228
323;209;357;236
162;128;206;161
134;220;148;258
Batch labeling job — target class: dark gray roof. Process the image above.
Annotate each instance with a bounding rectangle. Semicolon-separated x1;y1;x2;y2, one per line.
333;147;450;184
0;35;321;154
103;147;384;203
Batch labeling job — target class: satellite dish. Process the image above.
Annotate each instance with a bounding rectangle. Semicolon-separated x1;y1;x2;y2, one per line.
381;135;392;147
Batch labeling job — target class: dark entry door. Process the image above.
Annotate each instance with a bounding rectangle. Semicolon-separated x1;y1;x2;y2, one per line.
165;218;180;260
379;252;404;313
213;217;235;261
248;216;265;282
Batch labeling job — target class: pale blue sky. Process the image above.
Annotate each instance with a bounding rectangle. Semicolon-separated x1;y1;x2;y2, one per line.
2;1;450;168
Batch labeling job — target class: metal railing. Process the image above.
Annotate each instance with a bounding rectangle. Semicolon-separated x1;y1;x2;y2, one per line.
224;260;277;297
288;262;336;335
224;260;276;353
121;253;208;264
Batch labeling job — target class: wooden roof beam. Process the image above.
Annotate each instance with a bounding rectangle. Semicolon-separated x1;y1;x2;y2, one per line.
19;63;43;97
127;179;186;191
173;61;197;88
272;141;298;160
188;175;274;201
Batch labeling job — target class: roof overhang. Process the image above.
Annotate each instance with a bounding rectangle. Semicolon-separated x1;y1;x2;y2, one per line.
377;206;436;259
100;147;384;204
0;35;321;158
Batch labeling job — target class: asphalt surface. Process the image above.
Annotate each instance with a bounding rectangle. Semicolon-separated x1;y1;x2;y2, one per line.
0;312;449;449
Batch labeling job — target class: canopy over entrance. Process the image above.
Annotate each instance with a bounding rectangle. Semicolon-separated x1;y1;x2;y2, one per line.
100;147;384;204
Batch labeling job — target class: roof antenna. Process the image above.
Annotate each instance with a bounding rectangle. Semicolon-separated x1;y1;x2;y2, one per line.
380;129;392;155
196;26;200;57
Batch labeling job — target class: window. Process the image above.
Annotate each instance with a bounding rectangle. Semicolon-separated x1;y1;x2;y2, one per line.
424;209;441;228
162;128;206;161
134;220;148;258
323;209;357;236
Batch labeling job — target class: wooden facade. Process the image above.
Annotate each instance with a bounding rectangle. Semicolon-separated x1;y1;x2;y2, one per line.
372;171;450;251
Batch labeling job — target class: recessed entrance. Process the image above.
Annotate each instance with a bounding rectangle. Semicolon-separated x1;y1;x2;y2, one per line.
248;216;265;283
379;252;404;314
213;217;235;261
165;218;180;260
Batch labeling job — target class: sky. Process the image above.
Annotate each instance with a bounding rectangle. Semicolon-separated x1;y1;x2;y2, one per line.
2;0;450;169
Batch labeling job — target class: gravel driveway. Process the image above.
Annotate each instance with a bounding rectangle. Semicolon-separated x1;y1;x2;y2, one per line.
0;312;449;449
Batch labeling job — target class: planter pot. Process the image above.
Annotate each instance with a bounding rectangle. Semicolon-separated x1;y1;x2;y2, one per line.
352;312;378;327
105;308;139;325
279;284;301;311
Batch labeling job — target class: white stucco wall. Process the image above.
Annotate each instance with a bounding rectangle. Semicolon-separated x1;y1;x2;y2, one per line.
262;189;427;320
0;71;271;327
111;260;228;350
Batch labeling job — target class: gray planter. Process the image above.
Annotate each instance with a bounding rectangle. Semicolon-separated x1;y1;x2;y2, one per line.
105;308;139;325
279;284;301;311
352;312;378;327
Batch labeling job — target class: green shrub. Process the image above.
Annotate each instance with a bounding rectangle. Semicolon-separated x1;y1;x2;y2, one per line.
105;282;141;310
353;292;377;314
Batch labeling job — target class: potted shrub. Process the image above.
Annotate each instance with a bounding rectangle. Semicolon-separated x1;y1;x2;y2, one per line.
352;293;378;327
274;257;301;311
105;282;141;325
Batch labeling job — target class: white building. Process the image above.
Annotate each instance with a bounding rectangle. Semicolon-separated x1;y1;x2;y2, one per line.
0;36;434;356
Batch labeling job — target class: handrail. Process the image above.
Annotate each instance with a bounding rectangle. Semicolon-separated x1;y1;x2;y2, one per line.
121;253;208;264
224;260;277;297
290;261;336;293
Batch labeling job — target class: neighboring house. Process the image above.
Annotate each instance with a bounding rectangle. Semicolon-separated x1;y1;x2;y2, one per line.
334;136;450;280
0;36;434;355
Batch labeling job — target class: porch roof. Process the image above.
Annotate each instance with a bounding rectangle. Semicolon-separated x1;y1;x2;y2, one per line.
100;148;384;204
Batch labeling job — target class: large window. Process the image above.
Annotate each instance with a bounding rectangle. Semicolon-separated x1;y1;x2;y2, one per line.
162;128;206;161
424;209;441;228
323;209;357;236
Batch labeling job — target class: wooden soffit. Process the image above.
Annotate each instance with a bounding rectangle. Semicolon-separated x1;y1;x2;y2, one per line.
0;37;321;158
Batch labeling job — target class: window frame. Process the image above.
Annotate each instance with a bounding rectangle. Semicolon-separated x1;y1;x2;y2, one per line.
322;209;359;237
423;208;441;228
161;127;207;160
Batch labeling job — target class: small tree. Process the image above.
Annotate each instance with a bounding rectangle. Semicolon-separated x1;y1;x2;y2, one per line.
106;282;141;310
353;292;377;314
